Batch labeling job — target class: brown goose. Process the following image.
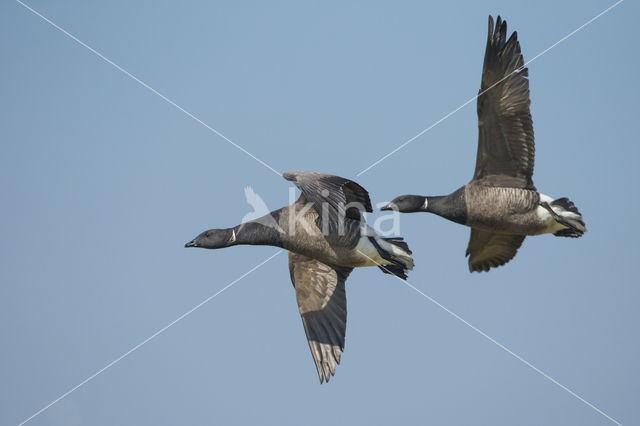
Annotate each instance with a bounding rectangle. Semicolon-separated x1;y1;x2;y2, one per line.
382;16;585;272
186;171;414;382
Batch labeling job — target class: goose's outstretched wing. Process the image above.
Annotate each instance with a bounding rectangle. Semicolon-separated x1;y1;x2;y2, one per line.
283;171;372;225
289;252;352;383
466;228;526;272
473;16;535;190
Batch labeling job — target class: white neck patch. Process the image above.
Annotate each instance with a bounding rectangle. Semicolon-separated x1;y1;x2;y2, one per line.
229;229;236;244
422;198;429;210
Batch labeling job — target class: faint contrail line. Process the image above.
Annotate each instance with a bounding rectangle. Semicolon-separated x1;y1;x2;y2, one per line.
16;250;284;426
356;0;624;176
355;249;623;426
15;0;281;177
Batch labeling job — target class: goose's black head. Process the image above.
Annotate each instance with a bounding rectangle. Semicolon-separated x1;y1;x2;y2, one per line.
185;228;236;249
381;195;428;213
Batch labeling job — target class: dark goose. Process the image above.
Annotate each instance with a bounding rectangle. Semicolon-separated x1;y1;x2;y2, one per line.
186;171;414;382
383;16;585;272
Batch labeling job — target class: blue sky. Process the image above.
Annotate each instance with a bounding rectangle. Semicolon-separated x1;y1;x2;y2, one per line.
1;1;638;425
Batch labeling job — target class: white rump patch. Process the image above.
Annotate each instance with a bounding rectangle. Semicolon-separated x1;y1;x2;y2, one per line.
538;193;554;204
377;238;411;259
355;236;386;266
537;193;585;234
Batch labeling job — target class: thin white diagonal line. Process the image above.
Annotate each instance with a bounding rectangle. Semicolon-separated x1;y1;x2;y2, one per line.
356;249;622;426
17;249;284;426
356;0;624;176
15;0;281;177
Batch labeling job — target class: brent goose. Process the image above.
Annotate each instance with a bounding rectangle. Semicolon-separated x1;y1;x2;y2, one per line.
186;171;414;382
382;16;585;272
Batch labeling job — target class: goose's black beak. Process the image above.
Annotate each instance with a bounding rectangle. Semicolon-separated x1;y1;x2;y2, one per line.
185;239;197;248
380;202;396;211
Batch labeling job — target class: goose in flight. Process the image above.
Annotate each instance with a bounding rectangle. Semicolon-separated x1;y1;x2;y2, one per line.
186;171;414;382
382;16;585;272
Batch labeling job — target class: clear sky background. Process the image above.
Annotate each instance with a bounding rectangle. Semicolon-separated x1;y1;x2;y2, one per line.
1;1;638;425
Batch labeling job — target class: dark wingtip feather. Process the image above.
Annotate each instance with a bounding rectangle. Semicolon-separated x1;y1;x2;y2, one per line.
322;360;331;383
282;171;296;181
469;260;505;273
495;16;503;40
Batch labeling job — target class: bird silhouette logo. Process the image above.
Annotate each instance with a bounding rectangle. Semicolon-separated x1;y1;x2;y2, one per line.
240;186;281;230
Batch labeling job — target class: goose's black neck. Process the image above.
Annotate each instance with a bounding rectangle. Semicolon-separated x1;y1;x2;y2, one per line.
233;210;284;247
426;187;467;225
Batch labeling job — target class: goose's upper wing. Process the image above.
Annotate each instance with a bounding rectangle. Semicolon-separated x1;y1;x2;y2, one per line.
289;252;352;383
466;228;525;272
283;171;372;224
473;16;535;190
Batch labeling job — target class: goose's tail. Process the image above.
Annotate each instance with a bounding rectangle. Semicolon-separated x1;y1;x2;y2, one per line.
369;237;414;279
545;197;586;238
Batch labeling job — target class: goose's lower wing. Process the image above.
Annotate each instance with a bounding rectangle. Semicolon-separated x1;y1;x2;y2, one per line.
288;252;352;383
466;228;525;272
